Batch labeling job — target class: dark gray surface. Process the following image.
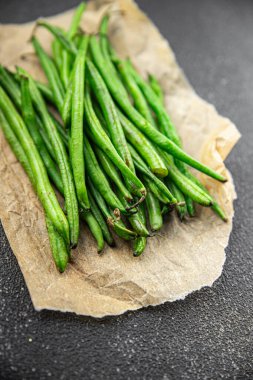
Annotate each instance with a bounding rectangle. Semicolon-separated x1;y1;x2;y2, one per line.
0;0;252;379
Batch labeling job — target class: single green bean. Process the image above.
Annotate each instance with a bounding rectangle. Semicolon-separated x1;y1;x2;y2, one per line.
32;36;65;113
51;39;62;72
145;189;163;232
37;21;77;55
133;203;147;256
46;216;69;272
185;195;196;217
99;15;122;83
70;34;89;211
61;2;86;88
0;86;70;245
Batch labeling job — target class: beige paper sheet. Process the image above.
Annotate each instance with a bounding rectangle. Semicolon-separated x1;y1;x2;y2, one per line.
0;0;240;317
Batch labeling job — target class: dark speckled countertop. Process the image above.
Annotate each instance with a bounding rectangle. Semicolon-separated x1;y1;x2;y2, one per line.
0;0;252;379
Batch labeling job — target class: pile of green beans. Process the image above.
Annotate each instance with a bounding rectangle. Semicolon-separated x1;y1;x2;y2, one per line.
0;4;228;272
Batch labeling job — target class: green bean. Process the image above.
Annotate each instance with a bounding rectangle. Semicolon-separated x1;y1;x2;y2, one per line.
88;178;137;240
46;216;69;272
37;21;77;56
83;83;146;198
0;109;69;271
61;2;86;88
128;144;176;204
80;210;104;253
167;181;187;221
18;68;79;248
133;203;147;256
70;35;89;211
116;190;149;237
0;86;70;245
62;79;73;126
84;136;125;213
185;195;196;217
148;73;164;104
145;189;163;232
99;15;122;83
133;237;147;257
118;109;168;177
0;65;21;109
32;36;65;113
61;35;89;126
88;191;115;246
20;75;64;194
51;39;62;71
94;146;133;202
115;58;156;127
87;60;135;174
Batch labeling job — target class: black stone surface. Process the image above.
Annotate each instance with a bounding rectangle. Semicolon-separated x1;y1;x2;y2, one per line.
0;0;252;379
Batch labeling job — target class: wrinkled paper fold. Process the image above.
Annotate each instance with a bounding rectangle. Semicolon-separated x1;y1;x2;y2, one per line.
0;0;240;317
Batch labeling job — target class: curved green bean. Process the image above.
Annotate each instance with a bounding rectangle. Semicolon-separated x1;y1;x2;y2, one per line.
32;36;65;113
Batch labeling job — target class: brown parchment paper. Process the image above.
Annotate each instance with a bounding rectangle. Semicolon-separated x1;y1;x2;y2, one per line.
0;0;240;317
